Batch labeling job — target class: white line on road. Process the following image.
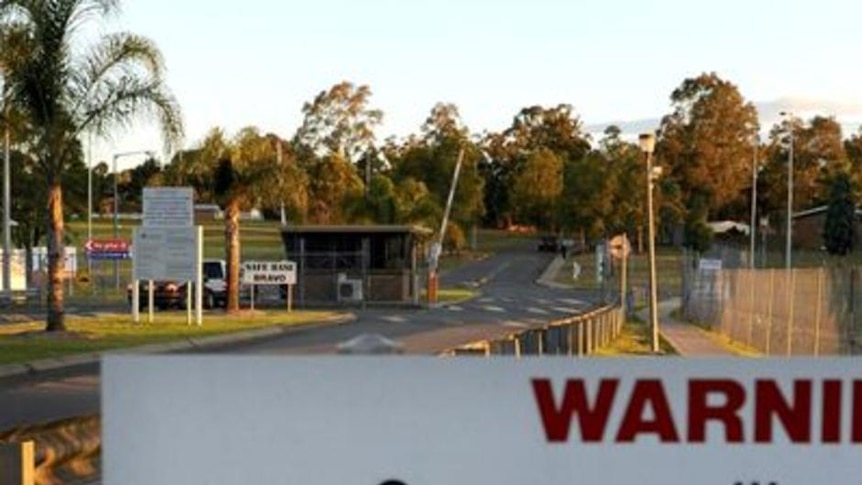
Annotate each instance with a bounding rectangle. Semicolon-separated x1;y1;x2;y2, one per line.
481;305;507;313
526;307;549;315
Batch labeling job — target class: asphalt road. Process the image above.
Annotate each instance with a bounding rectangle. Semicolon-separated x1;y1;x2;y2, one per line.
0;241;601;430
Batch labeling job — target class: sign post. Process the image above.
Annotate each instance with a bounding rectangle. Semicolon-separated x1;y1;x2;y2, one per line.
133;187;201;324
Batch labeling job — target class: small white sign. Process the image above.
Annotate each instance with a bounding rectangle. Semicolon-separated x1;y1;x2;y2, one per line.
699;258;723;271
143;187;193;227
103;358;862;485
133;226;198;281
241;260;296;285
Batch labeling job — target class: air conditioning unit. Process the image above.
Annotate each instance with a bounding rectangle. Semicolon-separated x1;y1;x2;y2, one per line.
337;273;363;302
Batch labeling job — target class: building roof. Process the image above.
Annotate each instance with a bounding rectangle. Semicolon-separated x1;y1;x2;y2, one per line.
708;221;750;236
281;224;433;237
793;205;862;219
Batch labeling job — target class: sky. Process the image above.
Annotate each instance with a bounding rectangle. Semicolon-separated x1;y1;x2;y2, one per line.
91;0;862;170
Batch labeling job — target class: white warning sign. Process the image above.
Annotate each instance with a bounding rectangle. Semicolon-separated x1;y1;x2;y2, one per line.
240;260;296;285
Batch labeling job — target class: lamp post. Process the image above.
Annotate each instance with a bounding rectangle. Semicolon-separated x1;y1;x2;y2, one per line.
2;91;10;301
112;150;155;289
780;112;794;270
750;136;758;269
639;132;660;353
87;134;93;280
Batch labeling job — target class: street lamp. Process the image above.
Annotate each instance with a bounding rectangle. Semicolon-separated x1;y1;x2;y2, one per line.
2;89;10;301
750;135;759;269
780;112;794;270
112;150;155;289
639;132;660;353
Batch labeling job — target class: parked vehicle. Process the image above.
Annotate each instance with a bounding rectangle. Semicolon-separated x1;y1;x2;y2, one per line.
128;259;229;310
537;236;560;252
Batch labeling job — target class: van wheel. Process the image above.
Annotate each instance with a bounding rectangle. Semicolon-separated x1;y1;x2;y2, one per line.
204;291;215;310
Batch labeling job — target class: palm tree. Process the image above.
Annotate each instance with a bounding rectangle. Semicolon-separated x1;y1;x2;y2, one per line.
0;0;183;331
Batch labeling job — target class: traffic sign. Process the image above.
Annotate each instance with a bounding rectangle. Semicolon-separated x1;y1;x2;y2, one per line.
84;239;131;260
609;234;630;259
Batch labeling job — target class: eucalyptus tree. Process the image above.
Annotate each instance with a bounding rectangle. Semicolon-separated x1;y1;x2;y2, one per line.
293;81;382;162
0;0;182;331
760;116;849;218
391;102;485;240
293;81;381;221
509;147;563;231
657;72;758;248
483;104;591;230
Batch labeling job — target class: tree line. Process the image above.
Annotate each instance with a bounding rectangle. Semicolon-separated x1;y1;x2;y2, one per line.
3;2;862;329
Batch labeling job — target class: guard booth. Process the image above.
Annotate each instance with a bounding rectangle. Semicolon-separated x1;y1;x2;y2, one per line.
280;225;431;307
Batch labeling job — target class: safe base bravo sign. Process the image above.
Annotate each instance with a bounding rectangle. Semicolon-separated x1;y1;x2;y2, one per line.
103;358;861;485
240;260;296;285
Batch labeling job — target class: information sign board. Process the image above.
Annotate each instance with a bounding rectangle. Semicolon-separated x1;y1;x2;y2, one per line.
132;226;198;281
142;187;193;227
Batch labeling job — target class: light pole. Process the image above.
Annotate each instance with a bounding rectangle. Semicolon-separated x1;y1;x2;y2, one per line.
750;135;758;269
112;150;155;289
2;89;10;301
87;134;93;281
780;112;794;270
639;132;660;353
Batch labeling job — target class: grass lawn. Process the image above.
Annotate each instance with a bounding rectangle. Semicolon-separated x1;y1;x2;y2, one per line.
554;246;684;298
0;310;343;365
594;317;678;356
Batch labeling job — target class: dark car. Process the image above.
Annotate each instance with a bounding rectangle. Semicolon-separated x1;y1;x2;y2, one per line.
537;236;560;252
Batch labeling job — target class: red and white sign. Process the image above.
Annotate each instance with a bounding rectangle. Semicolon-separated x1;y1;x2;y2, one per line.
84;239;130;253
103;358;861;485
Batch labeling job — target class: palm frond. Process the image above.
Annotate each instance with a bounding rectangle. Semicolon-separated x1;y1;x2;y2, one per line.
75;75;183;152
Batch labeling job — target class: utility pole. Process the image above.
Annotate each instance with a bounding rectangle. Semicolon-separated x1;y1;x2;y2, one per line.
2;84;11;300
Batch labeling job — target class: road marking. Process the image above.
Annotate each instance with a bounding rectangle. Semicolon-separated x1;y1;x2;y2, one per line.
526;307;549;315
481;305;507;313
558;298;587;306
381;315;407;323
447;305;464;312
502;321;529;329
550;306;581;314
478;297;495;303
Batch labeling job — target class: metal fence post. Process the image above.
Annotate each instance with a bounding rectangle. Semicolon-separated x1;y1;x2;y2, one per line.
578;319;585;357
766;269;775;355
0;441;34;485
787;269;796;356
813;268;823;356
747;269;755;348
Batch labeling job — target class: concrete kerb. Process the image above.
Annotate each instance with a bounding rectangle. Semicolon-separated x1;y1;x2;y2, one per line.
0;313;356;380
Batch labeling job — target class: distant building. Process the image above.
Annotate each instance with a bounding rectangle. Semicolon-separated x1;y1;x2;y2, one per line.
281;225;432;307
194;204;223;221
791;206;862;251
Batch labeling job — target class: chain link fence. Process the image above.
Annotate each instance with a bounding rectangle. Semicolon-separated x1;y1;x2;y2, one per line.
683;245;861;355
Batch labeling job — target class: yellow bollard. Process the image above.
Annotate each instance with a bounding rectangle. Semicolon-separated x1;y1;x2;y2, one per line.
0;441;34;485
